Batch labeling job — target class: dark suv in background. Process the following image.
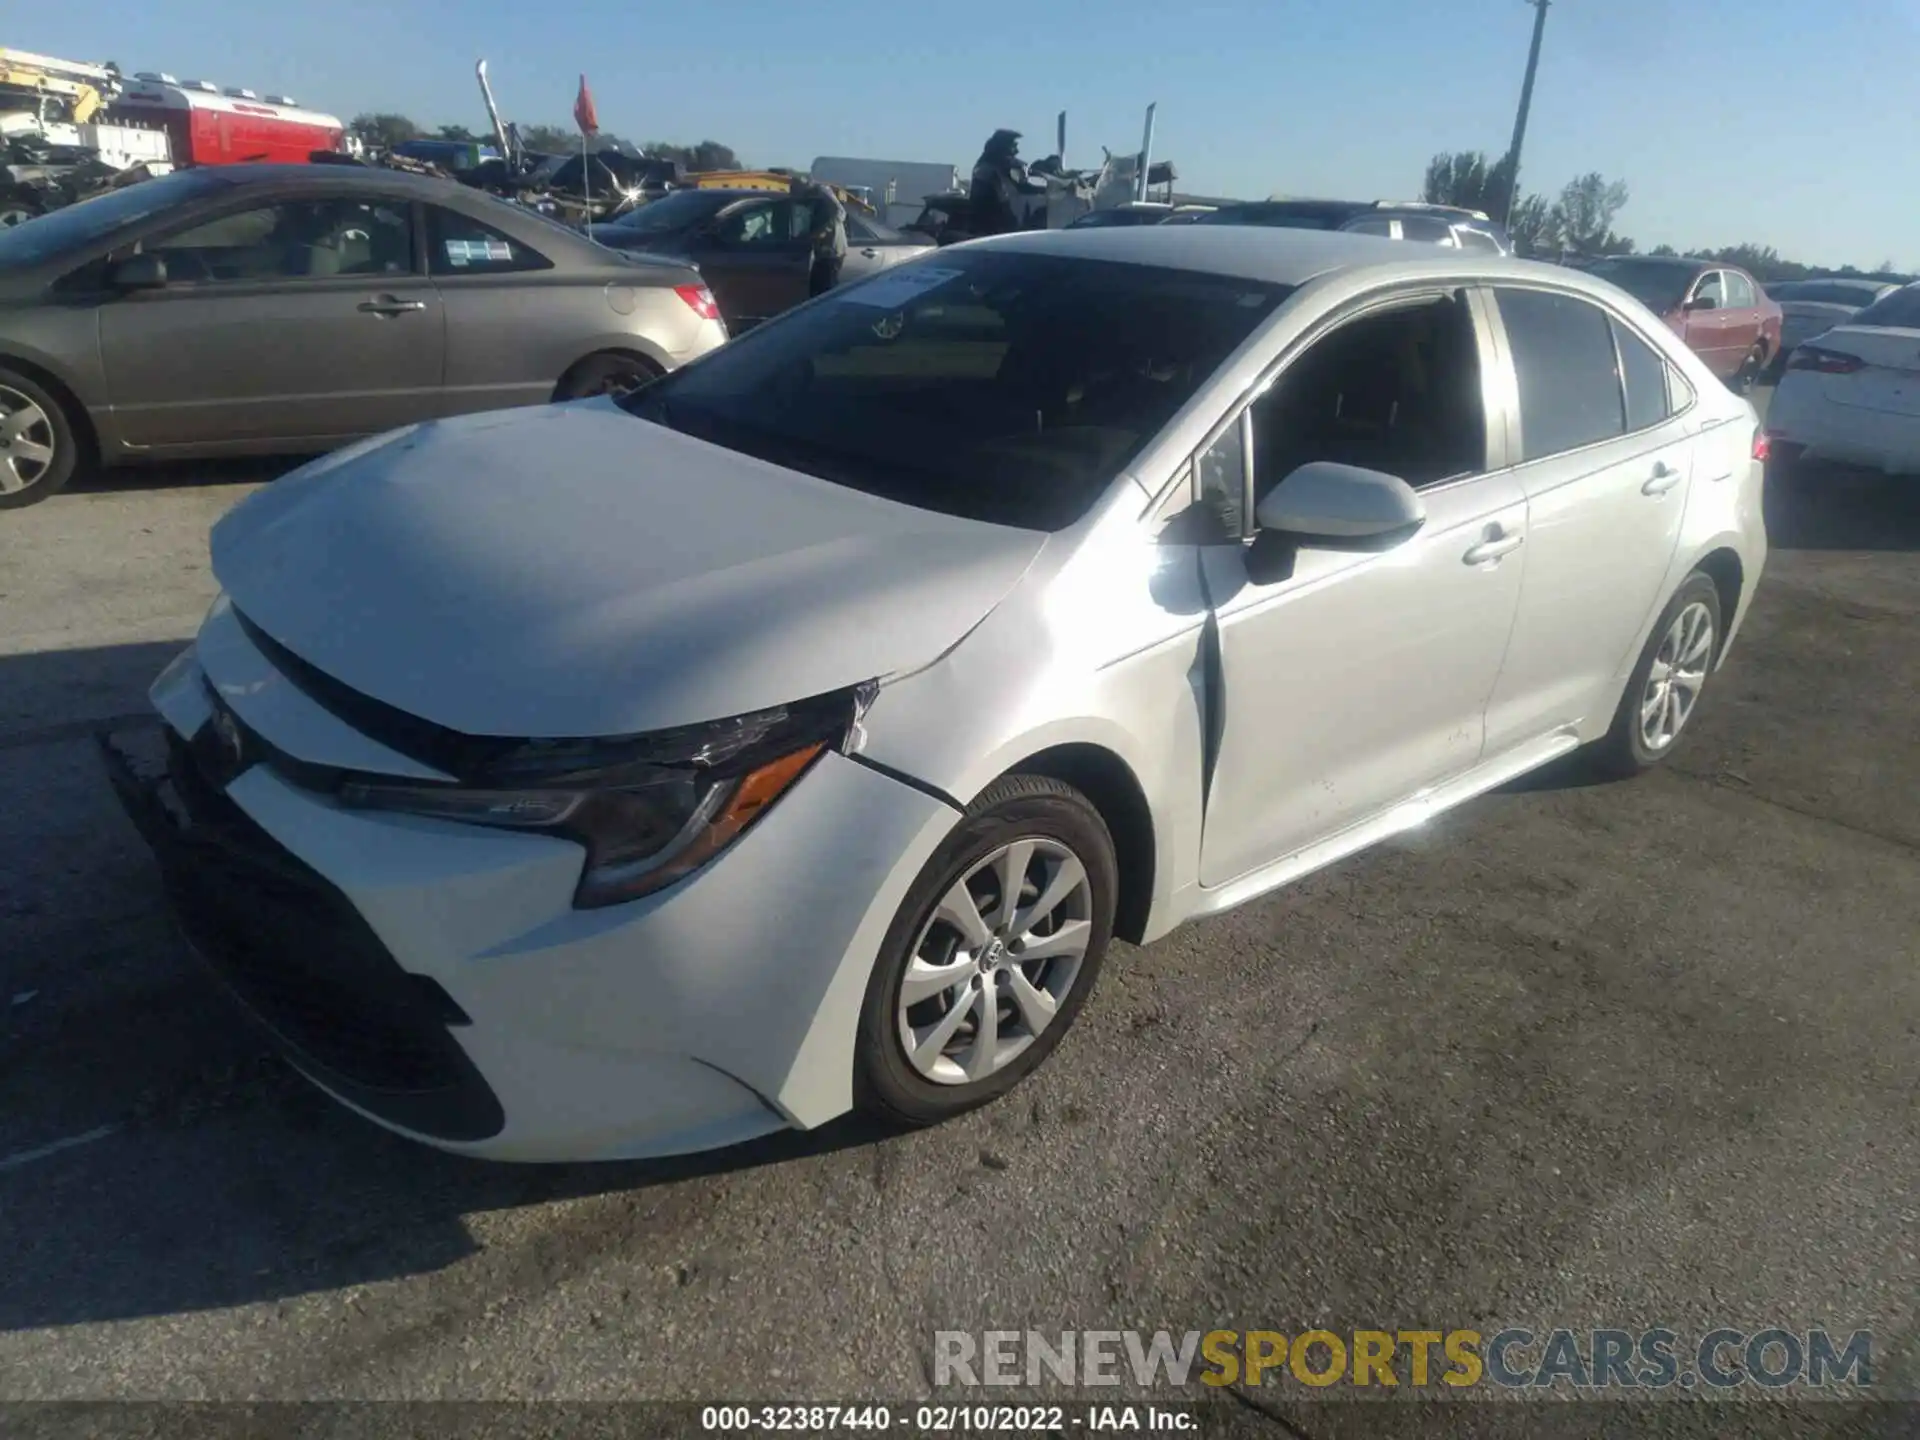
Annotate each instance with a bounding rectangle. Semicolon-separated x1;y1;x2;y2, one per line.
1196;199;1512;254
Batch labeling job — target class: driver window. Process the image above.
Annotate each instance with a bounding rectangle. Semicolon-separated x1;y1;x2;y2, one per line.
1249;293;1487;508
145;198;413;282
1692;272;1726;308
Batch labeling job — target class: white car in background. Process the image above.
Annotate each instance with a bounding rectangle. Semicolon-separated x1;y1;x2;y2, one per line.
1766;282;1920;476
1764;277;1900;378
105;229;1767;1162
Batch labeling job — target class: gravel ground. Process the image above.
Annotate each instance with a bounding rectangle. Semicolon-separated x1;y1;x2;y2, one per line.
0;432;1915;1439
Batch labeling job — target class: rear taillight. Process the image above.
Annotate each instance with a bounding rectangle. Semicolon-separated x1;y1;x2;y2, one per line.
1752;428;1770;463
1787;345;1864;375
674;283;721;322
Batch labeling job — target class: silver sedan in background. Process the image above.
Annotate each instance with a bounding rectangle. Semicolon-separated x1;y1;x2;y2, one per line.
0;164;728;507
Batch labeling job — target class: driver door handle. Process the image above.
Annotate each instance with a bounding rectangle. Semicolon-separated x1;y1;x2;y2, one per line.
859;247;879;258
1642;462;1684;496
358;296;426;317
1463;531;1524;565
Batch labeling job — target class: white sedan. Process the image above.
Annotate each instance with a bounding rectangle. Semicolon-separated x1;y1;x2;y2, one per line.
105;227;1767;1161
1765;282;1920;476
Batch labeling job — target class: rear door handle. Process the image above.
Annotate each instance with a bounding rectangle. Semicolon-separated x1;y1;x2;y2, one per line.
1642;462;1684;496
1463;531;1524;565
358;297;426;316
860;247;879;258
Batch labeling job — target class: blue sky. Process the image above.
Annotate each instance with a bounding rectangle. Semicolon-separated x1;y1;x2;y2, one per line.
26;0;1920;269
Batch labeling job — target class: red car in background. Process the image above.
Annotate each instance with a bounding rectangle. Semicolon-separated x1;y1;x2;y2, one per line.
1584;256;1783;390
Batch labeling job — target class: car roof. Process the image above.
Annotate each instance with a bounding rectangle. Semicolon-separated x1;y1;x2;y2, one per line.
968;224;1567;291
200;162;471;198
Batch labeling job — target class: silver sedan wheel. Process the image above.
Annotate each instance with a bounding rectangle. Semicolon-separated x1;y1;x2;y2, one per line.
0;385;57;495
1638;600;1715;752
897;838;1094;1087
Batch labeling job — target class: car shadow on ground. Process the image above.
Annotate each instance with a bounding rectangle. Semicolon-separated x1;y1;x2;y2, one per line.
0;638;905;1331
66;455;302;498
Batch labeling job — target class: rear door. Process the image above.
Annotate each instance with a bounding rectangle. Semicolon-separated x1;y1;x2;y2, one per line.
1683;270;1735;376
1721;270;1763;360
100;190;443;448
423;202;575;416
1481;287;1694;752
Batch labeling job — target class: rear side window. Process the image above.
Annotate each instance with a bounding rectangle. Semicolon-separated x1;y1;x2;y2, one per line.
1612;318;1673;432
427;207;551;276
1455;227;1502;253
1495;288;1626;460
1724;272;1755;307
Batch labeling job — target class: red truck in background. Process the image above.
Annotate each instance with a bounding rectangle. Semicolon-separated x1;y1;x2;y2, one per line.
110;74;344;167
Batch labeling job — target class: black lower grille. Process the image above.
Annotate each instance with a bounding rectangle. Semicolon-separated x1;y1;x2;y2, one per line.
123;731;506;1142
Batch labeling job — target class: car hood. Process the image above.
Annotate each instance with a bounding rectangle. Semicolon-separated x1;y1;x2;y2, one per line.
211;402;1048;739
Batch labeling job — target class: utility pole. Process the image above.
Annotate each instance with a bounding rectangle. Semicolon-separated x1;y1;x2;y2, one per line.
1501;0;1551;227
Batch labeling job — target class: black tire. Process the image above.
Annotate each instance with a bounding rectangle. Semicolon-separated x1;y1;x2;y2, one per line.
1589;572;1724;779
1729;343;1768;395
0;365;81;510
854;774;1118;1128
552;351;663;402
0;192;43;229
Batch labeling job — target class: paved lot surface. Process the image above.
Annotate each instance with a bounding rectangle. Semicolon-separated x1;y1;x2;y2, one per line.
0;426;1915;1436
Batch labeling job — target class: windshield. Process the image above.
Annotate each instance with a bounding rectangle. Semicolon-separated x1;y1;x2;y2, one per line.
606;191;733;234
0;170;227;268
1585;258;1697;313
621;250;1290;531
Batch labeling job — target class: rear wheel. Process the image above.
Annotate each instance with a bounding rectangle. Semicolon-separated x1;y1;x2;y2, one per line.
552;351;663;402
1730;343;1767;394
0;367;80;509
1589;573;1723;778
855;774;1117;1128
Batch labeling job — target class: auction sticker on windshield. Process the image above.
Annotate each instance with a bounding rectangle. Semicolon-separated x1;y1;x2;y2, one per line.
838;266;967;308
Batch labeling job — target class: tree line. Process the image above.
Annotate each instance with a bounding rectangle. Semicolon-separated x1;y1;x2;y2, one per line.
347;112;741;173
1422;150;1910;283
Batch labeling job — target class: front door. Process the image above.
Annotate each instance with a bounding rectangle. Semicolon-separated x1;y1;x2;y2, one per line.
1195;290;1527;888
1481;288;1692;752
100;193;444;449
692;197;812;329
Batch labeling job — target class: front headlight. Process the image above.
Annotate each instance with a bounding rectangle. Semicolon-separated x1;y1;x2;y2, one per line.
337;685;871;908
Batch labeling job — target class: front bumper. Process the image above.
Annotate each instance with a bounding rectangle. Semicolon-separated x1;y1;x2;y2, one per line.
108;644;957;1162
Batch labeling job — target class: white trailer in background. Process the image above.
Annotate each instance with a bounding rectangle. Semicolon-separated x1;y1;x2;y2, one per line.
808;157;960;229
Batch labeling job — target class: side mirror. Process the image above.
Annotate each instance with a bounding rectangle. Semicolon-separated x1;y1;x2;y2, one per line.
1255;462;1426;545
1684;294;1716;312
107;253;168;290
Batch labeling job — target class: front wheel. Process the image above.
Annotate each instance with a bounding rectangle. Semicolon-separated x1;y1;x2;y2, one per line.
1589;572;1723;778
855;774;1117;1128
0;367;80;509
